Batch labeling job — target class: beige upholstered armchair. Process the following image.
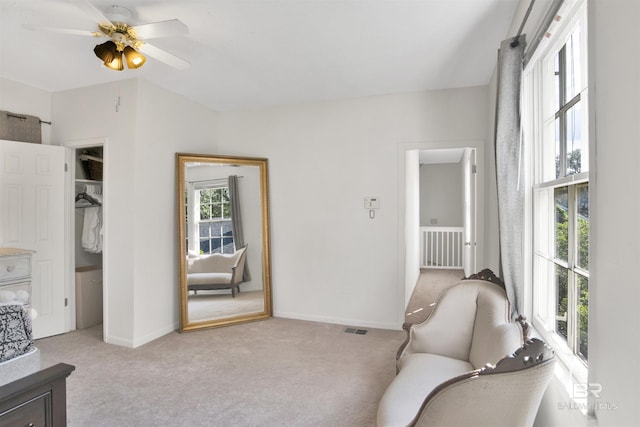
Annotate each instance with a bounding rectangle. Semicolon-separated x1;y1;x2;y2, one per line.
377;273;555;427
187;245;247;297
406;338;555;426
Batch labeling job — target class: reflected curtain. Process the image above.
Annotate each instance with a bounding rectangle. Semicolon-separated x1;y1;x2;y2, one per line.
494;35;525;318
229;175;250;281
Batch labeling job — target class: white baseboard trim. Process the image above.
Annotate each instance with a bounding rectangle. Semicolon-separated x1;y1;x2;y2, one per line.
103;334;134;348
104;322;178;348
132;322;179;348
274;310;402;331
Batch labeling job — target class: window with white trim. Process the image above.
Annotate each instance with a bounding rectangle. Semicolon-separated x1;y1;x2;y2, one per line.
525;0;589;367
197;187;234;254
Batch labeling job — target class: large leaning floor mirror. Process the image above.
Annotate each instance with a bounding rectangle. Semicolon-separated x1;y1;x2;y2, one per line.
176;153;272;332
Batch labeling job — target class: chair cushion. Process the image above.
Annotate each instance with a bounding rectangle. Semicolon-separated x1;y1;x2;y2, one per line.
377;353;473;427
187;272;232;285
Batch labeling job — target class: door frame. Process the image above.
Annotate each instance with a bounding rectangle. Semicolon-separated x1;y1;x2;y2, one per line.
397;140;484;327
462;147;477;276
63;137;107;336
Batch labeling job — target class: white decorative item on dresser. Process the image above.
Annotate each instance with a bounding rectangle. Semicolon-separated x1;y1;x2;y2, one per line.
0;248;35;308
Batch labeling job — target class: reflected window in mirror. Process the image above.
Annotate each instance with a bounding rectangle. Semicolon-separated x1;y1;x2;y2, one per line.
192;185;234;254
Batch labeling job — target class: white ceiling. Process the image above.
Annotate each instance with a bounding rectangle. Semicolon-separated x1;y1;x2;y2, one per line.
0;0;520;112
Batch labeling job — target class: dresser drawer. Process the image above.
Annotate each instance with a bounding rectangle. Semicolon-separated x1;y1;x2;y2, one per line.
0;256;31;283
0;281;31;305
0;392;50;426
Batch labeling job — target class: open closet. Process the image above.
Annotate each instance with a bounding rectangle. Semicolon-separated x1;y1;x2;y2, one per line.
73;145;103;330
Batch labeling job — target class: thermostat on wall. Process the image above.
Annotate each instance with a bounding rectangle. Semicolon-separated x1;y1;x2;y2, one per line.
364;197;380;209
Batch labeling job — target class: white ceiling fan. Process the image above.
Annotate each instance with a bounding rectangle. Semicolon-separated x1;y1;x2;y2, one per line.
24;0;190;71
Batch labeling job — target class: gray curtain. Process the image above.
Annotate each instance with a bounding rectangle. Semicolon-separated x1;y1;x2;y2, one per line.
228;175;250;281
494;35;525;318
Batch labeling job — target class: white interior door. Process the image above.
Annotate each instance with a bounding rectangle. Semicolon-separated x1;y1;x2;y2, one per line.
463;148;477;276
0;139;66;338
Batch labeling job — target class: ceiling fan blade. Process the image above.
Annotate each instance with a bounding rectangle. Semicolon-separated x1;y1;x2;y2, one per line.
72;0;114;30
22;24;103;37
130;19;189;40
137;42;190;70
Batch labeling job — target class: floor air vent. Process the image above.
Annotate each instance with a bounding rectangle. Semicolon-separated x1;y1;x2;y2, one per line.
345;328;368;335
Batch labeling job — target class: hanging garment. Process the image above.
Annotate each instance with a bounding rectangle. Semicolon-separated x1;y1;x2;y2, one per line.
81;185;103;253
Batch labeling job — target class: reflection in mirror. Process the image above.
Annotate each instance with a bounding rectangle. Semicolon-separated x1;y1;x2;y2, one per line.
176;153;272;331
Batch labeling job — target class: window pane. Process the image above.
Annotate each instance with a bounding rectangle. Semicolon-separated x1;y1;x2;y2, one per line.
199;223;211;238
577;274;589;362
554;187;568;262
221;221;233;237
576;183;589;270
564;27;582;102
212;238;222;252
555;265;568;341
212;203;222;218
200;239;210;254
555;117;561;179
200;190;211;204
566;102;586;175
222;238;234;254
200;204;211;220
211;223;222;237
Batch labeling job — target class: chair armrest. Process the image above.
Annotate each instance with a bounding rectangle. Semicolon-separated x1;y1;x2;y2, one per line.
515;314;531;340
229;246;247;284
395;322;414;368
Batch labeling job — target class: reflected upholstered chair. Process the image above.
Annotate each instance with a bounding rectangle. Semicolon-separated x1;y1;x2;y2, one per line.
187;245;247;297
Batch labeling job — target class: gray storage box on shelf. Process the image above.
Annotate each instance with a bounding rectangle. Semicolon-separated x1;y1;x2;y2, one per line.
75;265;103;329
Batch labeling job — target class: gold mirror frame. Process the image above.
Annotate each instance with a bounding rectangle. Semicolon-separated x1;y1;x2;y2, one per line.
176;153;272;332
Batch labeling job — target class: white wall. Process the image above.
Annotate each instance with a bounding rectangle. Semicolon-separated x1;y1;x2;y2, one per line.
0;78;52;144
2;76;489;338
217;87;490;329
587;1;640;425
52;79;139;346
419;162;463;227
50;78;219;347
131;80;219;346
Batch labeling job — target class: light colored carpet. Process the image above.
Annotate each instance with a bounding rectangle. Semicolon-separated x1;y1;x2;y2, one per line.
405;268;465;324
30;270;461;426
188;290;265;322
35;317;405;427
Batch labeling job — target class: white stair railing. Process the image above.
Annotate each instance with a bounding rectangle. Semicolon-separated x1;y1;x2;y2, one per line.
420;226;464;269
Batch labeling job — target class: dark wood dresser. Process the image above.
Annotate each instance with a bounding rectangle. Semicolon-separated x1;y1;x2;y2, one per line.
0;363;75;427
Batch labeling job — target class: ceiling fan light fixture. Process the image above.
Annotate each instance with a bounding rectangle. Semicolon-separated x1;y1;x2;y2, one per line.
104;50;124;71
123;45;146;69
93;40;117;64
